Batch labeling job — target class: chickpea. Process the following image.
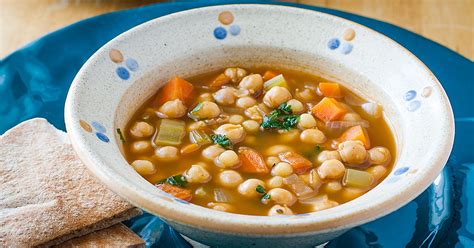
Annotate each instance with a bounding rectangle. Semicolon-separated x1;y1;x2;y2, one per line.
338;140;367;165
242;120;260;133
267;176;284;189
324;181;343;193
215;150;240;168
213;87;237;106
317;159;345;179
343;112;362;121
268;204;294;216
192;101;221;119
244;105;263;121
198;93;214;102
278;129;300;143
263;86;292;108
208;202;234;212
229;114;244;124
154;146;179;161
300;129;327;144
295;88;317;102
267;188;297;206
187;121;206;131
368;147;391;165
202;144;225;161
367;165;387;181
341;187;366;201
271;162;294;177
239;74;263;93
238;179;265;198
287;99;305;113
131;160;156;175
129;121;154;138
217;170;243;188
159;99;187;118
184;164;212;183
214;124;246;144
131;141;152;153
264;145;293;156
236;96;257;109
298;113;317;129
316;150;341;164
224;67;247;83
266;156;280;167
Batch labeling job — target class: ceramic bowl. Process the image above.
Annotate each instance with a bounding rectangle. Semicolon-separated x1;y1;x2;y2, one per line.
65;4;454;247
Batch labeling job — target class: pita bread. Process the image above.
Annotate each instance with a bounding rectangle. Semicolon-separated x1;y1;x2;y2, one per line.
54;224;144;248
0;118;142;247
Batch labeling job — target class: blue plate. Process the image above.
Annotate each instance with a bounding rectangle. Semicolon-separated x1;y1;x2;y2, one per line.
1;1;472;247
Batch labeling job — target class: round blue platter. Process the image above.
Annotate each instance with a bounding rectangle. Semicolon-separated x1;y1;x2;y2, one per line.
1;1;472;247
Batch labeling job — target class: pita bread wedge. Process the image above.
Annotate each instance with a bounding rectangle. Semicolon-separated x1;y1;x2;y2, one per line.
54;224;145;248
0;118;142;247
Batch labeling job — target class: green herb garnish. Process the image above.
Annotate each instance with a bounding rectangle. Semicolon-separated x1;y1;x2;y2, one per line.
256;185;266;194
211;134;233;149
158;174;187;188
256;185;271;201
116;128;126;144
261;103;300;130
315;145;322;153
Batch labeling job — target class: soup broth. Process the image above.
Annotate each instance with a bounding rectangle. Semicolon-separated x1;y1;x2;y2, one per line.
123;67;395;216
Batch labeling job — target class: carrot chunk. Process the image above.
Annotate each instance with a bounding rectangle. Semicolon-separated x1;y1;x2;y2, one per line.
339;125;371;149
156;184;192;202
312;97;347;122
319;82;342;98
279;151;313;174
153;76;194;107
209;73;231;88
263;70;279;81
238;147;269;174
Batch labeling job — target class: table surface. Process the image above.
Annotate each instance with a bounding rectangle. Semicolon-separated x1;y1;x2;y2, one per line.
1;0;473;60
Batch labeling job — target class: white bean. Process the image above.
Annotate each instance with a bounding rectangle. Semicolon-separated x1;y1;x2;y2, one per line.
271;162;294;177
192;101;221;119
238;179;265;198
239;74;263;93
263;86;292;108
184;164;212;183
217;170;243;188
268;204;294;216
316;150;341;164
236;96;257;109
202;144;225;161
214;124;246;144
130;121;155;138
317;159;345;179
242;120;260;133
338;140;367;164
267;188;297;206
213;88;237;106
300;129;327;144
131;141;152;153
159;99;187;118
228;114;244;124
298;113;317;129
266;176;284;189
368;147;391;165
131;160;156;175
154;146;179;161
215;150;240;168
287;99;305;113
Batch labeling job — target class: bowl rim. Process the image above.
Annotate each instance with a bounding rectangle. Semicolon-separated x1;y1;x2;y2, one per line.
65;4;455;235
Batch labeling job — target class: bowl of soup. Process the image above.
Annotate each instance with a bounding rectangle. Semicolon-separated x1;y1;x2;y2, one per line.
65;4;454;247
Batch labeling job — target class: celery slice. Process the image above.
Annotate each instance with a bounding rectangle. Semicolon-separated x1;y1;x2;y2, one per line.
154;119;186;146
342;169;374;188
189;130;212;145
263;74;288;91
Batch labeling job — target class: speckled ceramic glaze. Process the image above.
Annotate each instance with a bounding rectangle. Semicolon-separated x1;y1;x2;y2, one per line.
65;5;454;247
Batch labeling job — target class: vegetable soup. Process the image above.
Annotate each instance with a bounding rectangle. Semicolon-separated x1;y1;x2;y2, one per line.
122;67;395;216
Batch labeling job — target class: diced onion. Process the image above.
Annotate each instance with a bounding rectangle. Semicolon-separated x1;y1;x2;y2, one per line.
361;102;382;119
325;120;370;130
214;188;230;203
283;174;316;199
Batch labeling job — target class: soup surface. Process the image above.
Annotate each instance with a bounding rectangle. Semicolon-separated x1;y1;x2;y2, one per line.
122;67;395;216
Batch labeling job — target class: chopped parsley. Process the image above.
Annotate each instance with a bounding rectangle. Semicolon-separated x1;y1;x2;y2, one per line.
261;103;300;130
256;185;271;201
157;174;187;188
256;185;266;194
315;145;322;153
116;128;126;144
211;134;233;149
